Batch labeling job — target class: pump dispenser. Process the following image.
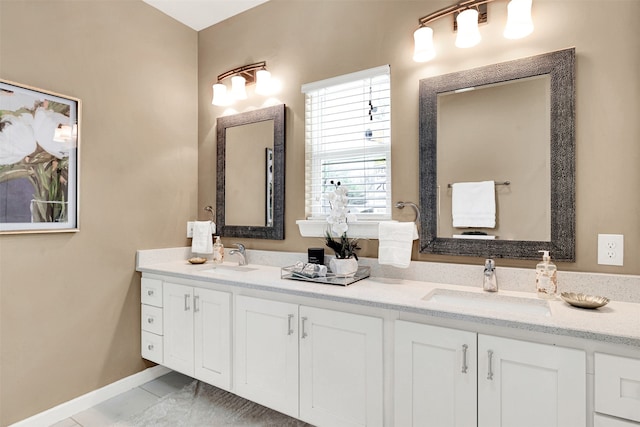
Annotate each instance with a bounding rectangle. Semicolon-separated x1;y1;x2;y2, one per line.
213;236;224;264
535;250;557;299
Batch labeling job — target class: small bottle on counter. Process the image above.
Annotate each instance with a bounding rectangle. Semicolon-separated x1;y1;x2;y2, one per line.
213;236;224;264
536;250;557;299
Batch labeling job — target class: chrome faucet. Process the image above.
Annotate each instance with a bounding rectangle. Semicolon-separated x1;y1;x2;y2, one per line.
229;243;247;266
483;259;498;292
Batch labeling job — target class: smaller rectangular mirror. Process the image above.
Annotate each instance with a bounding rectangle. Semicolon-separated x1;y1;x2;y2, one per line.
216;104;285;240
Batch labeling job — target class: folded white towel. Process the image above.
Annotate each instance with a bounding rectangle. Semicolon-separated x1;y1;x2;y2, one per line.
452;180;496;228
378;221;418;269
192;221;214;254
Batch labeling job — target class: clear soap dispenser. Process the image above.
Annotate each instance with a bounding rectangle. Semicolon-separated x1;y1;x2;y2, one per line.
213;236;224;264
536;250;557;299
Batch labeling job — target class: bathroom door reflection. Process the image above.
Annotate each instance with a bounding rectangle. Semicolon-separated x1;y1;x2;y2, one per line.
225;119;274;227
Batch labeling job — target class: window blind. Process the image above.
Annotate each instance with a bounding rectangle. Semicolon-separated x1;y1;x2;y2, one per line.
302;65;391;220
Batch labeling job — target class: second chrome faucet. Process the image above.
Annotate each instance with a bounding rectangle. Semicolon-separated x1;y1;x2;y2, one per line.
229;243;247;266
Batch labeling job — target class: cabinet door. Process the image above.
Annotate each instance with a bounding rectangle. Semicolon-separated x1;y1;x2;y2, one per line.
395;321;477;427
194;287;231;390
299;306;383;427
163;282;195;376
478;334;586;427
234;295;299;418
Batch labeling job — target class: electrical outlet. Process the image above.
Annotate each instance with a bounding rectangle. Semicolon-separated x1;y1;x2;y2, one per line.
187;221;195;238
597;234;624;266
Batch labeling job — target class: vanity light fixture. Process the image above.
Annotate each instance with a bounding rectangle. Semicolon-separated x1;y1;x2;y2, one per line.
212;61;272;106
413;0;534;62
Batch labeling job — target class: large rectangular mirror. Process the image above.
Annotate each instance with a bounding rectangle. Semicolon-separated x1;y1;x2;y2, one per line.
216;104;285;240
419;48;575;260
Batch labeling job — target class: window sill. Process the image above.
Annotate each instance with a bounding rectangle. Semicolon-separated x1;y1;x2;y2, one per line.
296;220;384;239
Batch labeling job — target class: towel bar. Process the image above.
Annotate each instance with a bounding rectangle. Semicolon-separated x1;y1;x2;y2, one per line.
447;181;510;188
204;206;215;222
394;201;420;225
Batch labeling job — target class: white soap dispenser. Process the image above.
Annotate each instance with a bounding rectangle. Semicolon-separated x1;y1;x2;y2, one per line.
213;236;224;264
535;250;557;299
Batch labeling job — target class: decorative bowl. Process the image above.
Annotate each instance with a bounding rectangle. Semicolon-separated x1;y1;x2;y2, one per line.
188;257;207;265
560;292;609;309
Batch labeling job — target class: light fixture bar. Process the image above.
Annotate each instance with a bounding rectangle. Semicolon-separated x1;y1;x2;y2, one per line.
216;61;266;85
418;0;494;26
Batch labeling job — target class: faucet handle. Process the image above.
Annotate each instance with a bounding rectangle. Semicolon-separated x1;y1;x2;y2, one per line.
233;243;246;253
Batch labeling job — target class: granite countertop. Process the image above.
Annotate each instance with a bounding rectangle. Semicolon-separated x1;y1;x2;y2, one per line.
137;258;640;348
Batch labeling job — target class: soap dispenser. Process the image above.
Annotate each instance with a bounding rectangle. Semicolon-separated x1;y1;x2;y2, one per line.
536;250;557;299
213;236;224;264
483;259;498;292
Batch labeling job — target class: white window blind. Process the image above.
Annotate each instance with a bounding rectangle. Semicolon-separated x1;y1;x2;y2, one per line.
302;65;391;221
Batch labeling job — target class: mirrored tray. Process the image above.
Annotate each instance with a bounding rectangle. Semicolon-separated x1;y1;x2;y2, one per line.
281;265;370;286
560;292;610;309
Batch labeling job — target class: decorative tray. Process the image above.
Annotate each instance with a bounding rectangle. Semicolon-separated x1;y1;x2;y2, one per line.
560;292;610;309
281;265;371;286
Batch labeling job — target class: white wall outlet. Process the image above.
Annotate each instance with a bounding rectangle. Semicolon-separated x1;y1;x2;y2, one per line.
597;234;624;266
187;221;195;238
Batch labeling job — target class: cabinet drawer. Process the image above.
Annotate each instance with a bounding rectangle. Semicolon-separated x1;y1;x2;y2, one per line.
595;353;640;422
141;331;163;364
142;304;163;335
141;277;163;307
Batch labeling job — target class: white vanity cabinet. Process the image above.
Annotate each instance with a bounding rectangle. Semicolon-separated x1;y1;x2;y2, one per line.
235;295;384;427
594;353;640;425
163;281;231;390
141;277;164;364
395;321;586;427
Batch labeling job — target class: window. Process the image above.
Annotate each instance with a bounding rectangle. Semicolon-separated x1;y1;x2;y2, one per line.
302;65;391;222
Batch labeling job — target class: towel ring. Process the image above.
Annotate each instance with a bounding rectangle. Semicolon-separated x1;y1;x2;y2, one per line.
395;201;420;225
204;206;215;222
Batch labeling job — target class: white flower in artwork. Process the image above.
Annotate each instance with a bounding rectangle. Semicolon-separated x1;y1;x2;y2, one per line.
0;113;36;165
32;107;73;159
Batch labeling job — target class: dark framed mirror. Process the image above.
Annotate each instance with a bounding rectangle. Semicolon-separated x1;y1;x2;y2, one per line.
216;104;285;240
419;48;575;260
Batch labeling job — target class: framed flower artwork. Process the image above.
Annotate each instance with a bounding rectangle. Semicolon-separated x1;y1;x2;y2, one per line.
0;79;80;233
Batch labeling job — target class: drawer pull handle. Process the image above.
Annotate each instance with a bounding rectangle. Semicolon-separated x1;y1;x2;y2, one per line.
194;295;200;313
184;294;190;311
301;317;308;339
461;344;468;373
147;317;154;324
147;344;154;351
287;314;294;335
487;350;494;380
147;289;154;296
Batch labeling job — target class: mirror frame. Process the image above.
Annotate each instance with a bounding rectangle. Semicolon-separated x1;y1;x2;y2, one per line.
216;104;285;240
418;48;575;260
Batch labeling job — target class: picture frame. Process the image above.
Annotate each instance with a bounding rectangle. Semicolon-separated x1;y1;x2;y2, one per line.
0;79;80;234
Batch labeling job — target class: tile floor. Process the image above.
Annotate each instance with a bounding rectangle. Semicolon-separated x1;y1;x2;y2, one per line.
50;371;194;427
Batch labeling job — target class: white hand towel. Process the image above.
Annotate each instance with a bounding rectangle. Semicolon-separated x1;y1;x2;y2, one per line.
378;221;418;269
451;180;496;228
191;221;214;254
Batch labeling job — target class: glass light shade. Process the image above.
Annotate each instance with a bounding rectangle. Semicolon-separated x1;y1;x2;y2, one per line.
413;27;436;62
504;0;534;39
212;83;229;106
255;69;272;95
455;9;481;48
231;75;247;100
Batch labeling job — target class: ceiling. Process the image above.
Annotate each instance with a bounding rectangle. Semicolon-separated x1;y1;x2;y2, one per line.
142;0;269;31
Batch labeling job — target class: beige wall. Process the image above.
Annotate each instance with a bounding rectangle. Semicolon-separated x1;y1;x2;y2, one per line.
199;0;639;275
0;0;197;424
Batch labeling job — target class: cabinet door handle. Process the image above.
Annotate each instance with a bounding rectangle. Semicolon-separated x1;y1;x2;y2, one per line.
461;344;468;373
287;314;294;335
301;316;308;339
147;344;154;351
194;295;200;313
147;317;154;324
184;294;190;311
487;350;494;380
147;289;154;296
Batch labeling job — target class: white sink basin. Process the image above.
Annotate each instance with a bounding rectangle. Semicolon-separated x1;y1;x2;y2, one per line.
422;288;551;317
199;264;259;273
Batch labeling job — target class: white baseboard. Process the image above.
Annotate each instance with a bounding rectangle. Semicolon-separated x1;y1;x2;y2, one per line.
9;365;172;427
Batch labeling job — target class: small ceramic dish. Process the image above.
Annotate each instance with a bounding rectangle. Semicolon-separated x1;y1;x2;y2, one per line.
187;257;207;265
560;292;610;309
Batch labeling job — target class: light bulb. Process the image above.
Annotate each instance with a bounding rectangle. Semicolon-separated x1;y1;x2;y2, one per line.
212;83;229;106
504;0;534;39
255;69;272;95
413;27;436;62
455;9;481;48
231;75;247;100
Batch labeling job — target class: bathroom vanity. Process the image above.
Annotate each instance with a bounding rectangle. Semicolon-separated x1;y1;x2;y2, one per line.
137;248;640;427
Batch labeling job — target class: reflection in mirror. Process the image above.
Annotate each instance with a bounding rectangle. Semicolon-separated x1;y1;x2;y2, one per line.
437;75;551;241
216;104;285;240
419;48;575;260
